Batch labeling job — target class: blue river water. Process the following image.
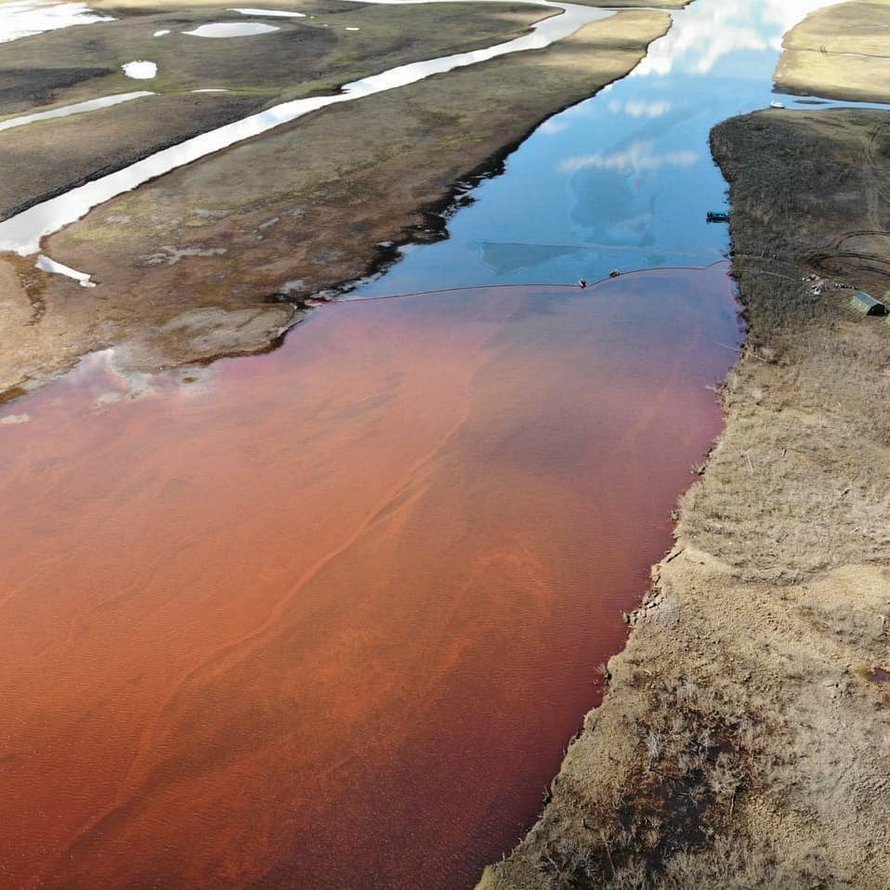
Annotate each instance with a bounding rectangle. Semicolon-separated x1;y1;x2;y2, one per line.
348;0;861;296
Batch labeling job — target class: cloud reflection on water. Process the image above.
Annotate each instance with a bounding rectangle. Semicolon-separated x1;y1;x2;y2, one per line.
349;0;848;294
607;99;672;118
559;142;699;174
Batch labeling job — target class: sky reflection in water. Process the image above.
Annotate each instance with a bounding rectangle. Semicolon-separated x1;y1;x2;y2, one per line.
350;0;846;296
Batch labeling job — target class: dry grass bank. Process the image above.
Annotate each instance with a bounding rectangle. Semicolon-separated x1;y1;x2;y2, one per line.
478;107;890;890
775;0;890;102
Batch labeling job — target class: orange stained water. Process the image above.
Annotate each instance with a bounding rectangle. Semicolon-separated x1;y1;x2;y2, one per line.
0;267;740;889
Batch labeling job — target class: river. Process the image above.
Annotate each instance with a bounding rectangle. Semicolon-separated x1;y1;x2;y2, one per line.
0;0;855;886
350;0;854;296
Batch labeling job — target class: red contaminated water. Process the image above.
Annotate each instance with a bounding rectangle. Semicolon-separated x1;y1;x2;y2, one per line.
0;267;739;889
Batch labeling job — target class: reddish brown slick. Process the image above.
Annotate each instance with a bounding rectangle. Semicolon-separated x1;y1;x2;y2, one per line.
0;267;739;888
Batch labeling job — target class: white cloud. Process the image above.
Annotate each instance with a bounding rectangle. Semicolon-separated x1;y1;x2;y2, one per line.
559;141;699;175
607;99;672;118
539;119;570;136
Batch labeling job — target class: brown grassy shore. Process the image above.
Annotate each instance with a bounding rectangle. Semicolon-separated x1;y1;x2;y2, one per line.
0;6;672;400
478;101;890;890
776;0;890;103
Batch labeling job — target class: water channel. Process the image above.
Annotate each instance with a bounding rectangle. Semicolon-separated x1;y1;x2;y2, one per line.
0;0;867;886
351;0;854;297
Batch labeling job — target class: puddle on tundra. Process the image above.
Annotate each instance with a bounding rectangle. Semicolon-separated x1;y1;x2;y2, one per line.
183;21;281;37
0;265;739;889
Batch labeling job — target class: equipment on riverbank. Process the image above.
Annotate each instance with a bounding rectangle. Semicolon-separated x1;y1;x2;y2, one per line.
849;291;888;316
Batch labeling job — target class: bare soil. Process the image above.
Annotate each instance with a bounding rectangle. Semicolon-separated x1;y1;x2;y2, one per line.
0;8;671;399
478;105;890;890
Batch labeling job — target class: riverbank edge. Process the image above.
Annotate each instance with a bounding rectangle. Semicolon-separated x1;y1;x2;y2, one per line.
477;107;890;889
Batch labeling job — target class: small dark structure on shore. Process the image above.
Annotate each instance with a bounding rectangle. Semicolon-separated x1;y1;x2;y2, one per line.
850;291;888;316
706;210;730;223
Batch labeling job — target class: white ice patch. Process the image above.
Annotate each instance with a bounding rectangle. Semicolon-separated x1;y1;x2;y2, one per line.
184;22;279;37
0;0;114;44
122;60;157;79
153;28;170;36
36;254;96;287
0;91;153;133
228;7;306;17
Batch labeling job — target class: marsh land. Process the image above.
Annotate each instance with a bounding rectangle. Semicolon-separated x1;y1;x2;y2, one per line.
0;1;672;399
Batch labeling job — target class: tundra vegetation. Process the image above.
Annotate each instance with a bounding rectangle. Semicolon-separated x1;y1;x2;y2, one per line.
775;0;890;103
